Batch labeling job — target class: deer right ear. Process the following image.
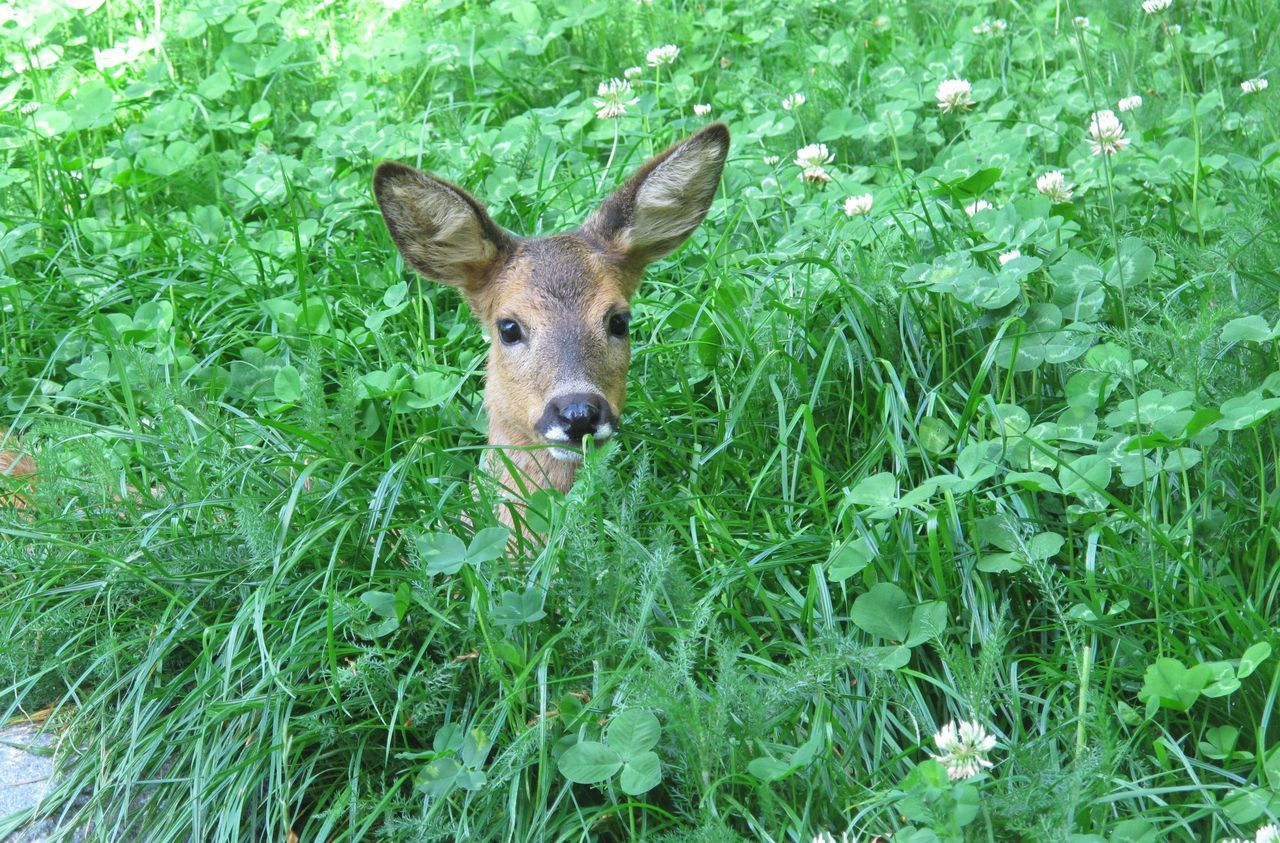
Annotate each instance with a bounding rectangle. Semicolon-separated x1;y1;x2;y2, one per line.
583;123;729;273
373;162;513;290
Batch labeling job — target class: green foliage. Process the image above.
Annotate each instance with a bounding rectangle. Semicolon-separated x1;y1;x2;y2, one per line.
2;0;1280;840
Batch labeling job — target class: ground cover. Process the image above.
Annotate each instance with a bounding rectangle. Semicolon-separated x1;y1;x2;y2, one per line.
2;0;1280;840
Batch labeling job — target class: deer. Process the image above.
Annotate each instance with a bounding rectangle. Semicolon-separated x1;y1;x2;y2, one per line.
372;123;729;528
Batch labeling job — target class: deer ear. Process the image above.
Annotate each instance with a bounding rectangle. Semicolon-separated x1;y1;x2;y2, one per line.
583;123;729;270
373;162;513;290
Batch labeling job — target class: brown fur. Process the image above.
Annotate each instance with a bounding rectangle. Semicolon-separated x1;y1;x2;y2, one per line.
0;449;35;509
373;124;730;524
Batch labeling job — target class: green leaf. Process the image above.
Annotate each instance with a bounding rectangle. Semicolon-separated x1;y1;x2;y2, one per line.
273;364;302;403
1199;725;1240;760
417;757;460;797
460;727;490;767
361;590;401;637
955;168;1002;196
1004;471;1062;493
953;782;981;826
68;81;115;130
1222;314;1274;343
1239;642;1272;679
1218;392;1280;431
1108;819;1158;843
917;416;953;453
976;514;1020;551
790;718;825;766
1222;786;1275;825
1201;660;1240;698
851;583;913;641
976;552;1022;574
198;70;232;99
410;369;456;409
747;756;794;782
1059;454;1111;496
383;281;409;309
1267;744;1280;791
1026;532;1064;561
873;645;912;669
904;601;947;647
455;769;487;790
416;532;468;575
988;404;1030;436
467;527;509;565
958;268;1021;309
827;536;873;582
558;741;623;784
361;590;398;619
1138;657;1211;712
433;724;464;754
1106;237;1156;290
845;472;897;507
491;587;547;629
607;710;661;758
816;107;861;141
619;751;662;795
1042;323;1097;364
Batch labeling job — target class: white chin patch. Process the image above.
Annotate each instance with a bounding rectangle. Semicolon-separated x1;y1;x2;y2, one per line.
549;448;584;463
544;426;570;443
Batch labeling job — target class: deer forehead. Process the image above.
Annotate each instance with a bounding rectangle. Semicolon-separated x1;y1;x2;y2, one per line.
478;235;633;322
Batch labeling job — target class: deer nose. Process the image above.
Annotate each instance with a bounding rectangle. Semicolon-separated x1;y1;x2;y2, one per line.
543;392;612;443
560;401;600;430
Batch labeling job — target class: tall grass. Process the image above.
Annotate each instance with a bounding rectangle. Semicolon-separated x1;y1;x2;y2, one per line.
3;0;1280;840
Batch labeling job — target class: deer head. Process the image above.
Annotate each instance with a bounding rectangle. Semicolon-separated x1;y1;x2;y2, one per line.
373;124;729;506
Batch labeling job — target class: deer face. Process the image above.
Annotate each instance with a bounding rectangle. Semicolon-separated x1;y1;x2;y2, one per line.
373;124;729;477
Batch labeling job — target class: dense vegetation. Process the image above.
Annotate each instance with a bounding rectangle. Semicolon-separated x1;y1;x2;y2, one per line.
3;0;1280;840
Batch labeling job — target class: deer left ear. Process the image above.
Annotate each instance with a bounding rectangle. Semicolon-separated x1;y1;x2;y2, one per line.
582;123;729;271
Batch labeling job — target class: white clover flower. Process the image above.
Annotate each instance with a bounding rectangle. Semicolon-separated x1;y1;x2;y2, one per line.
1242;78;1269;94
931;720;997;780
1087;109;1130;155
843;194;874;217
811;832;858;843
795;143;834;170
20;101;40;115
646;44;680;67
763;154;781;166
593;78;638;120
1117;95;1143;112
782;92;807;110
964;199;995;217
973;18;1008;35
623;66;643;80
1036;170;1075;202
1258;825;1280;843
998;249;1022;266
1073;15;1091;28
936;79;974;113
693;103;711;116
1142;0;1171;12
871;15;890;30
1167;23;1181;33
801;167;832;184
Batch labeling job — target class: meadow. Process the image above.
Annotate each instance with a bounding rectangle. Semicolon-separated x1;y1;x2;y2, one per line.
2;0;1280;840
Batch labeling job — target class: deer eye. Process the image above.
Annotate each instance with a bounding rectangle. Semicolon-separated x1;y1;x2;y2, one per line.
496;319;523;345
608;312;631;339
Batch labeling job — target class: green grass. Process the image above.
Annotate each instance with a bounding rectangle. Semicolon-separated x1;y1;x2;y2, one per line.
3;0;1280;840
